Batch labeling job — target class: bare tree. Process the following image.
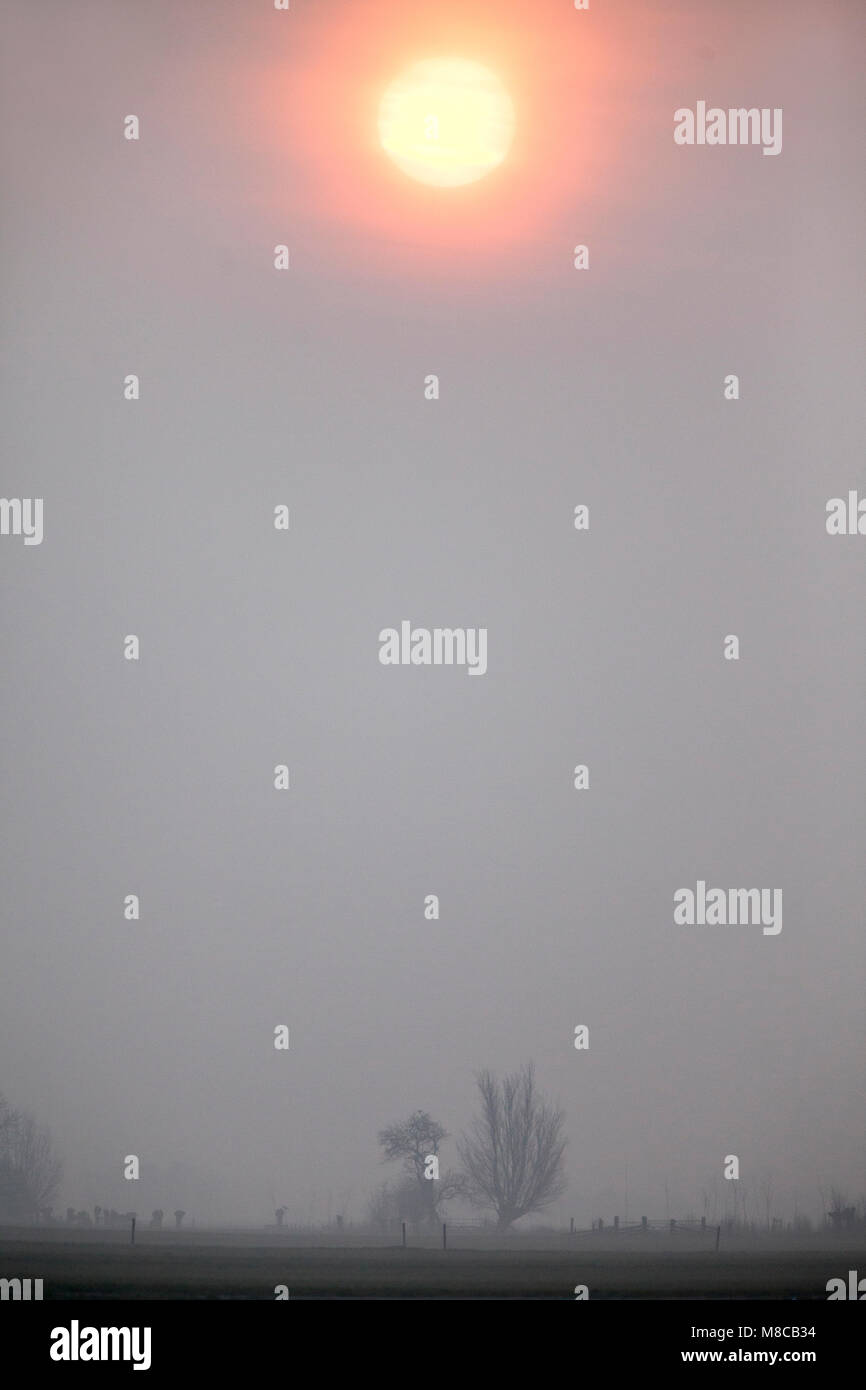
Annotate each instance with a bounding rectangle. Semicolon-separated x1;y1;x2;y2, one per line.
377;1110;465;1224
0;1097;28;1218
458;1063;567;1229
758;1170;774;1231
827;1187;855;1230
0;1094;62;1220
700;1176;720;1224
379;1110;447;1176
366;1181;397;1230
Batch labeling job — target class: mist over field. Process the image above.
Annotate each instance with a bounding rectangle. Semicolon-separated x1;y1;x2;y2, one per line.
1;0;864;1301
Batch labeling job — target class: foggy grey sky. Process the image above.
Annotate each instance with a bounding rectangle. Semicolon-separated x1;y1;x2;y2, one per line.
1;0;864;1225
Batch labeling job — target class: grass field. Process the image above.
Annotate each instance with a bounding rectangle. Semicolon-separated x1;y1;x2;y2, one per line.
2;1229;863;1299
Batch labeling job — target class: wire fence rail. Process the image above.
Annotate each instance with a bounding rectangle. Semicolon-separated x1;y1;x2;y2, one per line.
5;1214;812;1251
251;1214;727;1251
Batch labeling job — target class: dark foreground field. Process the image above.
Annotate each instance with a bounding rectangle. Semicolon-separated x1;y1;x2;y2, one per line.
2;1230;864;1299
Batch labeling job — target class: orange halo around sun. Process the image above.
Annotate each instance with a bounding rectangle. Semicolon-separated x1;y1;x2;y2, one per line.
247;0;618;269
378;58;515;187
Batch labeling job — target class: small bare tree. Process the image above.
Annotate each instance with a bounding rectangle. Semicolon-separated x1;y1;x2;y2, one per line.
377;1110;465;1224
366;1181;396;1230
458;1063;567;1229
827;1187;855;1230
758;1170;774;1231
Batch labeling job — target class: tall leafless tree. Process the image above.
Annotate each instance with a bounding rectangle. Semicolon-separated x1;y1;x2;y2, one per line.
458;1063;567;1229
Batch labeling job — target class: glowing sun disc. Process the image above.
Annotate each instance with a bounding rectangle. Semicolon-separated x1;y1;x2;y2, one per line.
378;58;515;188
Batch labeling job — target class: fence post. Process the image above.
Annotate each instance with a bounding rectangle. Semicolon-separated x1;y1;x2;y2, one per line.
570;1217;574;1235
670;1219;676;1233
130;1216;136;1245
614;1215;619;1232
701;1216;706;1231
715;1224;721;1252
442;1222;447;1250
401;1221;406;1249
641;1216;647;1230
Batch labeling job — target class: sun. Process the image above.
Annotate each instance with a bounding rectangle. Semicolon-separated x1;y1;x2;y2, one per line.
378;58;515;188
